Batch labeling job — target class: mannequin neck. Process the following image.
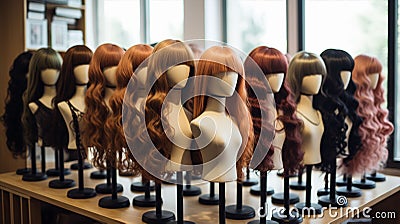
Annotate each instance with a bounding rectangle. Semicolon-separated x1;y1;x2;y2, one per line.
205;96;226;113
167;89;182;106
72;85;87;98
43;85;56;98
297;94;314;110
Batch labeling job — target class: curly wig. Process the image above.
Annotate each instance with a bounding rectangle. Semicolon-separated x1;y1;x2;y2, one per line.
192;45;254;180
81;43;124;168
1;51;32;158
347;54;393;175
21;48;62;148
104;44;152;172
246;46;303;175
51;45;93;151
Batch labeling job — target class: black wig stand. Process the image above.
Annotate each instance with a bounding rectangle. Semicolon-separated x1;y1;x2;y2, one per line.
271;175;299;205
131;176;155;192
95;164;123;194
248;172;278;224
318;162;347;208
336;174;347;186
90;169;107;179
169;172;195;224
271;174;303;224
98;158;130;209
183;171;201;196
46;147;71;177
366;170;386;182
336;175;362;198
142;183;175;224
250;172;274;196
132;180;156;207
317;172;330;196
219;183;226;224
16;167;31;175
352;173;376;189
242;167;258;187
290;168;306;190
198;182;219;205
225;181;255;220
22;145;47;181
67;146;96;199
49;147;75;189
294;165;322;215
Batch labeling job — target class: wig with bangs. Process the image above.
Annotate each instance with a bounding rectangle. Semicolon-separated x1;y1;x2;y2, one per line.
346;54;393;175
104;44;152;173
286;51;327;103
246;46;303;175
82;43;124;166
192;45;254;180
1;51;32;158
51;45;93;151
22;48;62;148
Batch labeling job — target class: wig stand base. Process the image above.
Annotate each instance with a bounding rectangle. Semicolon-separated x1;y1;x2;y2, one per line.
271;193;299;205
67;188;96;199
131;181;155;192
336;186;362;198
16;168;31;175
225;205;255;220
46;168;71;177
366;172;386;182
95;183;123;194
198;182;219;205
90;170;107;179
70;162;92;170
183;185;201;196
250;185;274;196
318;195;347;208
49;179;75;189
132;195;156;207
294;202;323;215
317;188;330;196
98;195;130;209
352;179;376;189
142;210;175;224
271;210;303;224
242;178;259;187
289;181;306;190
22;172;47;181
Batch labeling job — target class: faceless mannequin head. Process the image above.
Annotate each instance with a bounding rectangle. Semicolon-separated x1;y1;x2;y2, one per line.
104;66;118;87
40;69;60;86
301;74;322;95
340;71;351;90
206;71;238;97
267;73;284;93
287;51;326;102
166;64;191;89
74;64;90;85
368;73;379;89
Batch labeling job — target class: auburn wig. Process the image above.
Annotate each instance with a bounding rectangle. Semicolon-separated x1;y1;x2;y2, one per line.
104;44;152;173
192;45;254;180
1;51;32;158
81;43;124;167
347;54;393;174
21;48;62;148
51;45;93;150
246;46;303;175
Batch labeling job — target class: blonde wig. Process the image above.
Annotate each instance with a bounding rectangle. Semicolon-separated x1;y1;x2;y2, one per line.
104;44;152;173
22;48;62;148
346;54;393;174
81;43;124;166
192;45;254;180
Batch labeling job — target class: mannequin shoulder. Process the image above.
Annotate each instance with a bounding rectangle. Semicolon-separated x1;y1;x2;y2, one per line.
28;102;39;114
57;101;72;117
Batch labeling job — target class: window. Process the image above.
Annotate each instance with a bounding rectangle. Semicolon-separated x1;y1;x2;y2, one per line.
226;0;287;54
97;0;141;49
149;0;184;44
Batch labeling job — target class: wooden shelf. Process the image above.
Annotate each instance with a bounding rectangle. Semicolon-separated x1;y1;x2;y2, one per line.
0;164;399;224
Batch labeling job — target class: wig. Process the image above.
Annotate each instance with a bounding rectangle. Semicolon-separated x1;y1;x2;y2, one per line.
104;44;152;173
347;54;393;174
51;45;93;151
81;43;124;167
1;51;32;158
286;51;327;103
246;46;303;175
192;45;254;180
21;48;62;148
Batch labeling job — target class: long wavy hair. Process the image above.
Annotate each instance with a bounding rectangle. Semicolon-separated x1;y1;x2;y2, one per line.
246;46;303;175
192;45;254;180
51;45;93;150
347;54;393;174
81;43;124;167
314;49;353;172
1;51;32;158
104;44;152;173
21;48;62;148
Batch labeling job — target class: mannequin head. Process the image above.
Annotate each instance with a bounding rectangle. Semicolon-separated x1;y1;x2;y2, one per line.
286;51;326;103
82;43;124;165
246;46;303;175
192;45;254;180
1;51;32;158
22;48;62;148
104;44;152;172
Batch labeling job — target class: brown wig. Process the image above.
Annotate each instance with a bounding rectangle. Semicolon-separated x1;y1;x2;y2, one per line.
1;51;32;158
192;45;254;180
81;43;124;167
104;44;152;172
21;48;62;148
246;46;303;175
51;45;93;150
